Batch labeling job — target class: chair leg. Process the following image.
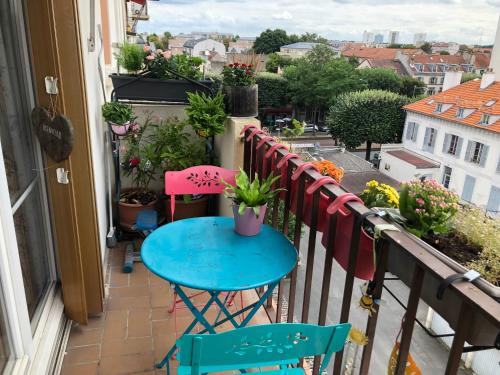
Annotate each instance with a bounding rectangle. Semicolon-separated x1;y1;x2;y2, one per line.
168;289;177;314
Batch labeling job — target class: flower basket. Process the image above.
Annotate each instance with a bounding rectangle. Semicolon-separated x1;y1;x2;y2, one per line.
321;194;375;280
110;74;214;103
223;84;258;117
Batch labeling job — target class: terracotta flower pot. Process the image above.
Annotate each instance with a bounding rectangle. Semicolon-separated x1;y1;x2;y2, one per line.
223;84;258;117
119;189;157;231
233;204;267;236
165;195;209;223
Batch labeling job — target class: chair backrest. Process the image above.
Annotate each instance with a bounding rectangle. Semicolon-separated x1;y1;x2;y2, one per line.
176;323;351;375
165;165;237;221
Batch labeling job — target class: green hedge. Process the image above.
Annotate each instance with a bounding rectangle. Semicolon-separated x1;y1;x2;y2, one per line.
256;72;289;110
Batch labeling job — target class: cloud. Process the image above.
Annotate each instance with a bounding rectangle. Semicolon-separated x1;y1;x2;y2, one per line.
272;11;292;20
138;0;498;45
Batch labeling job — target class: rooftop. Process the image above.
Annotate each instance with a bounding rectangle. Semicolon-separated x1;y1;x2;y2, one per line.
387;149;440;169
280;42;323;49
183;38;207;48
342;47;422;60
404;79;500;133
359;58;408;76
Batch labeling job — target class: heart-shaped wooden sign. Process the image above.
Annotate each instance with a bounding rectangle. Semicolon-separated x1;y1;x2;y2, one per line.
31;107;74;162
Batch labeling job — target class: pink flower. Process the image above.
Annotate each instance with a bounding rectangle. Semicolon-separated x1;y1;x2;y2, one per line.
416;198;425;206
143;45;151;52
146;55;155;61
162;50;172;59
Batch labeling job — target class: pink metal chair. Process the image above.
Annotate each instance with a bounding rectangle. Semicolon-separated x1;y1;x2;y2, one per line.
164;166;242;336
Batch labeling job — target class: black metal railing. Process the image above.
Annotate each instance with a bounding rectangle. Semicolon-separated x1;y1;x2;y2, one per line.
243;128;500;375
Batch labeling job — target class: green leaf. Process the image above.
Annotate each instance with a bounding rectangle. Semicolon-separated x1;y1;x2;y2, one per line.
238;202;247;215
253;205;261;218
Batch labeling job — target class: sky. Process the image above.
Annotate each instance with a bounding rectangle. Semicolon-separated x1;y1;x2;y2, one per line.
137;0;500;45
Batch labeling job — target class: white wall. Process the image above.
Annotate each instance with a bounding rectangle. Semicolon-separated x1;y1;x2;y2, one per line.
77;0;126;260
379;149;439;182
387;112;500;208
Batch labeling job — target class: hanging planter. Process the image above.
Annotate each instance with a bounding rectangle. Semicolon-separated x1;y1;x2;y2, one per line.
101;102;136;136
222;62;258;117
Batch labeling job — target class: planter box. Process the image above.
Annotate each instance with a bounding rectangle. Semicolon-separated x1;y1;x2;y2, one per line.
223;84;258;117
165;196;209;222
110;74;214;103
386;229;499;346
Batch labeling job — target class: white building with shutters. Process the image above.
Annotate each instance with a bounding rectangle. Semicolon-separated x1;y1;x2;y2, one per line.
379;69;500;213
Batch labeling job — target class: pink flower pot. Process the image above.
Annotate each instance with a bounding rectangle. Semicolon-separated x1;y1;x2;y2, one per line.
110;121;131;136
233;204;267;236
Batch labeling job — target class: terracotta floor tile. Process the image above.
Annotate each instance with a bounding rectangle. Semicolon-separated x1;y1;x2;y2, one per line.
101;337;153;357
152;317;197;337
60;362;99;375
152;334;177;362
98;352;156;374
102;310;128;341
84;313;106;330
64;345;100;364
67;326;102;348
151;307;172;321
149;272;166;285
109;285;151;298
127;309;152;338
110;271;129;287
129;263;149;286
106;296;151;311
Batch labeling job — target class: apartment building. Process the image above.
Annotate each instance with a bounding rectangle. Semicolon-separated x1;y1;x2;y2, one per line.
379;72;500;212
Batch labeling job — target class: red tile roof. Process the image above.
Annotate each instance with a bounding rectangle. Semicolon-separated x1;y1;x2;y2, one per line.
387;150;440;169
403;79;500;133
342;47;422;60
473;53;491;69
410;54;465;65
361;58;408;76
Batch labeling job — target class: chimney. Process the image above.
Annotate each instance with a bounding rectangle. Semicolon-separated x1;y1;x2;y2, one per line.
442;71;463;91
489;15;500;77
480;70;495;89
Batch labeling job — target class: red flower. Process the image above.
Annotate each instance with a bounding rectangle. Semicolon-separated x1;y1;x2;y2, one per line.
248;64;253;68
228;63;234;68
129;157;140;167
234;62;239;67
241;63;247;68
246;70;252;75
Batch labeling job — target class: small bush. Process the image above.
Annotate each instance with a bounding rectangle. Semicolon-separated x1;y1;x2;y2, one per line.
115;43;146;73
256;72;289;111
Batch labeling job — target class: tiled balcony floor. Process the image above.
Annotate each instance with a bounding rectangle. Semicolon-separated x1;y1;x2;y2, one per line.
61;242;270;375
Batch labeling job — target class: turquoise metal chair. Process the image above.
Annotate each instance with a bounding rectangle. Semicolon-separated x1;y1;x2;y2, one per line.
174;323;351;375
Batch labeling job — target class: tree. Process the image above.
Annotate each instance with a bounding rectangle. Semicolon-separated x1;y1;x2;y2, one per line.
254;29;290;54
161;31;172;49
256;72;289;111
266;53;295;73
400;76;426;97
461;72;481;83
440;50;450;55
358;67;403;93
299;32;329;44
147;33;164;49
420;42;432;54
459;44;473;55
326;90;409;160
284;45;364;122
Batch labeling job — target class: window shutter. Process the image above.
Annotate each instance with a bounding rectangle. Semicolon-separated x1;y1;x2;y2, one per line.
486;186;500;212
442;133;451;153
429;130;436;153
423;128;430;150
412;123;419;141
479;144;489;167
405;122;413;140
496;157;500;173
461;175;476;202
464;140;473;162
455;137;463;158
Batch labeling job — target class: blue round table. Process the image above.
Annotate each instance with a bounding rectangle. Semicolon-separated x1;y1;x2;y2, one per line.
141;216;297;371
141;216;298;291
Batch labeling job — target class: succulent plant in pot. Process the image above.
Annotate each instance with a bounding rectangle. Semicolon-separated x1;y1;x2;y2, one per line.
222;169;282;236
101;102;136;136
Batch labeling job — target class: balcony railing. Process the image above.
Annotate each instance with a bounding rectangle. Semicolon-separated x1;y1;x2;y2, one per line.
242;128;500;375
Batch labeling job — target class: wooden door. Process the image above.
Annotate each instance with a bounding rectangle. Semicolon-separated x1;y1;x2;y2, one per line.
25;0;104;323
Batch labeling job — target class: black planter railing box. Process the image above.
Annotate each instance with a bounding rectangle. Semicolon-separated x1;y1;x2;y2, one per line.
110;74;214;103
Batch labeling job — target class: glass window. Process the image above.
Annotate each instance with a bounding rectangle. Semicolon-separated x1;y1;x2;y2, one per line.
471;142;484;164
448;135;459;155
442;166;452;188
456;108;464;118
480;113;490;125
435;103;443;112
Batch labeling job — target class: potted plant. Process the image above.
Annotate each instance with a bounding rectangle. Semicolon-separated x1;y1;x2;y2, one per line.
101;102;135;136
153;118;208;221
222;62;258;117
378;179;498;346
222;169;282;236
185;91;228;138
119;116;159;230
110;43;215;102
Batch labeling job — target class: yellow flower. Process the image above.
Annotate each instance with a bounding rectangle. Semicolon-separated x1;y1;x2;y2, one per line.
349;327;369;346
367;180;379;188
